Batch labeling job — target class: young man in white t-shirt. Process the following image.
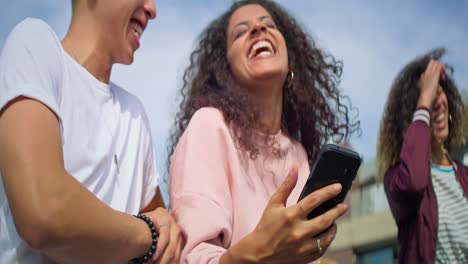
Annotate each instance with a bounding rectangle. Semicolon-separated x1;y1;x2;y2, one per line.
0;0;182;263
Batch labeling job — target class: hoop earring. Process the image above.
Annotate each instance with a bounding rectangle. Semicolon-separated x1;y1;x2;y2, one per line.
289;70;294;81
446;113;453;144
448;113;453;133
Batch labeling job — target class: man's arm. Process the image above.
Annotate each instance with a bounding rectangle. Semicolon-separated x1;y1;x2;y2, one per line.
0;98;152;263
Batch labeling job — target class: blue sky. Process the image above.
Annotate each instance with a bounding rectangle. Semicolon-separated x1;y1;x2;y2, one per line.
1;1;468;196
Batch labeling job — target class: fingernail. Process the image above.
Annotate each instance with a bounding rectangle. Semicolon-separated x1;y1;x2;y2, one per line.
342;204;349;210
334;184;342;192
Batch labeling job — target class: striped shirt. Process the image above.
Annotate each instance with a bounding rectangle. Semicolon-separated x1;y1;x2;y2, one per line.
431;165;468;263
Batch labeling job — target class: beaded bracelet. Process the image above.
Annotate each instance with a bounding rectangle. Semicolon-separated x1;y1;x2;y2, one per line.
131;214;158;264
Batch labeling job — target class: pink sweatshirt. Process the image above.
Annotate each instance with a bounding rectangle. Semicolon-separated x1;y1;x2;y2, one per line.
170;107;310;263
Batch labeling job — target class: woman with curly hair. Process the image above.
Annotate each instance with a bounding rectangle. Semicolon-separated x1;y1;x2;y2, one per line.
169;0;359;263
377;48;468;263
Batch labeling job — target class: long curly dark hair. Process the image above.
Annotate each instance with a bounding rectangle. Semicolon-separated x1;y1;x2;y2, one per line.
377;48;465;179
168;0;360;165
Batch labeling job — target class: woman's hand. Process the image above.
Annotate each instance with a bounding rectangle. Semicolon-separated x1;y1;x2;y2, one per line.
146;208;184;264
224;165;347;264
418;59;445;109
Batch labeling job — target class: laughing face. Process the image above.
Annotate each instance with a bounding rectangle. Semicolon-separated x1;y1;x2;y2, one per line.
226;4;289;89
431;86;450;143
95;0;156;64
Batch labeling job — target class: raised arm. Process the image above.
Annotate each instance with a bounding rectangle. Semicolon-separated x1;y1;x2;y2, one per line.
384;59;445;223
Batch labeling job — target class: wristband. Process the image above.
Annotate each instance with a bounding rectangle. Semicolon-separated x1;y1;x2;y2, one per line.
131;214;158;264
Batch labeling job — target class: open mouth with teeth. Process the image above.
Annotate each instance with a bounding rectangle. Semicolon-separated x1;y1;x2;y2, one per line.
434;113;445;123
432;111;447;130
248;39;275;59
130;19;143;39
433;113;445;124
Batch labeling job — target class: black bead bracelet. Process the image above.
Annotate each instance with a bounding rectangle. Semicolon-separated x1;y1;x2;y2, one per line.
131;214;158;264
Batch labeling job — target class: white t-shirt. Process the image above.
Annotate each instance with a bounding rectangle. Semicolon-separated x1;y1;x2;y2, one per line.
0;18;159;263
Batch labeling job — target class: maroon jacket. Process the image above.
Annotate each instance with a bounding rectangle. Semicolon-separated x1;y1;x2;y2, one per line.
384;120;468;263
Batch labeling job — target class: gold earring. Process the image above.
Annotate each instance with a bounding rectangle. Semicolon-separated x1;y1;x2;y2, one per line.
289;70;294;81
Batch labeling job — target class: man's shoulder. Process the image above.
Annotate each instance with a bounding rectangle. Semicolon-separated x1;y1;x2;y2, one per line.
1;18;64;73
4;18;60;48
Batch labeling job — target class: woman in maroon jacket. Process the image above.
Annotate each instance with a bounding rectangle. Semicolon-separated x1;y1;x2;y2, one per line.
377;48;468;263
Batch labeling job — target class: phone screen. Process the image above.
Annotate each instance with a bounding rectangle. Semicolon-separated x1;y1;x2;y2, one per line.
298;144;361;219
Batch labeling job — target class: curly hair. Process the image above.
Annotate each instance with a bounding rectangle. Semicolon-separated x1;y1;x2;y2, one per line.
377;48;465;179
168;0;360;166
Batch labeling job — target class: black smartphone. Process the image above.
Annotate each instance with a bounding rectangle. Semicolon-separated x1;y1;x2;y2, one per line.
297;143;362;219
